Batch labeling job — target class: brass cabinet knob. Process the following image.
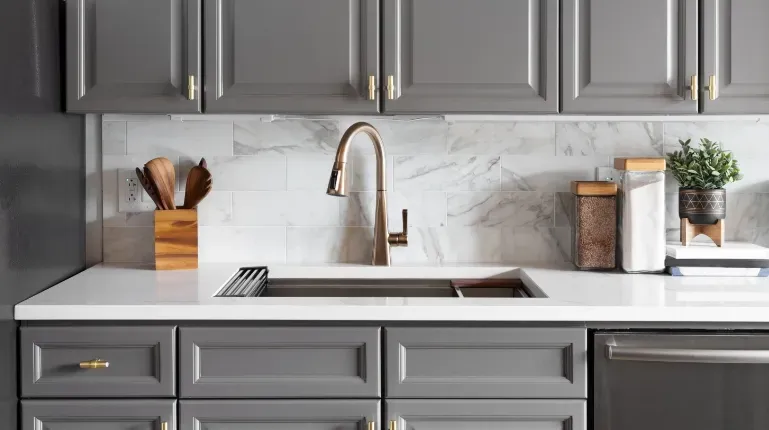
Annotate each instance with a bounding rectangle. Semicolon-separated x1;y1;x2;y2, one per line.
706;75;718;101
368;75;376;101
367;422;376;430
188;75;196;101
690;75;698;101
79;359;109;369
386;75;395;100
389;420;397;430
388;209;408;246
161;422;168;430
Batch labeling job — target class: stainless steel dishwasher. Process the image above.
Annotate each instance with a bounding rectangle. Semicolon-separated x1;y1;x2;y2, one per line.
594;332;769;430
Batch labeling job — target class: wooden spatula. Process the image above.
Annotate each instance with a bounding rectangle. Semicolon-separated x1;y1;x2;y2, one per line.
183;165;213;209
136;167;164;210
145;157;176;210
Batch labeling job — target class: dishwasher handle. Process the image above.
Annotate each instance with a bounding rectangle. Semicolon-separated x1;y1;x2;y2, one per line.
606;345;769;364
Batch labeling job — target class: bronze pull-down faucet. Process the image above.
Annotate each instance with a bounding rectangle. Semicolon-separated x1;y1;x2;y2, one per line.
327;122;408;266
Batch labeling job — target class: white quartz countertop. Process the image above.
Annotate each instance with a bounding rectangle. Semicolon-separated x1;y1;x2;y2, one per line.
15;263;769;322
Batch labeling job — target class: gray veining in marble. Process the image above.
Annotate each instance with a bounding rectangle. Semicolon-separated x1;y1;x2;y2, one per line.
394;155;501;191
447;192;554;228
557;122;663;156
234;120;340;155
448;122;555;155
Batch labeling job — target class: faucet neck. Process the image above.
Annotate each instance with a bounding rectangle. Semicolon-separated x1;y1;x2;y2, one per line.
334;122;387;191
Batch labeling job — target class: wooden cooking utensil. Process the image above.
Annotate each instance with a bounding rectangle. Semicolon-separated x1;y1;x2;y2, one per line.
135;167;164;210
183;165;213;209
145;157;176;210
199;157;207;169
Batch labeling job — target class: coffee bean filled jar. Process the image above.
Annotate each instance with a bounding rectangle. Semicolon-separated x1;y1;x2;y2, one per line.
571;181;617;270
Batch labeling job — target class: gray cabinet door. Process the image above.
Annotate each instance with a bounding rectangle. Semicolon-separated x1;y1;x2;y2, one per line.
382;0;558;114
204;0;379;114
20;326;176;397
702;0;769;113
66;0;201;113
386;327;587;398
22;400;176;430
387;400;586;430
562;0;698;114
180;327;380;398
181;400;380;430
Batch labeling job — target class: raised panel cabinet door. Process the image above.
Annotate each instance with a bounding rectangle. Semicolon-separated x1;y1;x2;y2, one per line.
383;0;558;114
204;0;379;114
702;0;769;113
22;400;176;430
66;0;201;113
181;400;380;430
387;400;586;430
562;0;698;114
179;327;380;398
386;327;587;398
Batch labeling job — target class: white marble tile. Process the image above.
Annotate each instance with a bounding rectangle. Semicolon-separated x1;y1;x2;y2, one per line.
350;154;394;191
233;191;339;226
394;156;501;191
103;227;154;263
663;121;769;155
447;192;554;228
502;227;570;264
338;118;449;155
726;193;769;231
556;122;663;156
286;227;373;264
195;191;233;226
554;192;575;228
102;121;126;155
447;121;556;155
199;227;287;263
127;121;233;156
179;155;286;191
287;155;342;191
423;227;503;264
501;156;610;191
234;120;340;155
340;191;446;227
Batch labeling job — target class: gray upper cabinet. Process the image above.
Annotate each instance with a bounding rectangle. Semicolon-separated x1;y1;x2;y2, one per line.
562;0;698;114
386;327;587;399
180;327;380;398
181;400;380;430
66;0;201;113
387;400;586;430
702;0;769;113
204;0;379;114
382;0;558;114
22;400;176;430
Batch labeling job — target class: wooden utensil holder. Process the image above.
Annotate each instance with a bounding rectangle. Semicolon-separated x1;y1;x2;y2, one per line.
154;209;198;270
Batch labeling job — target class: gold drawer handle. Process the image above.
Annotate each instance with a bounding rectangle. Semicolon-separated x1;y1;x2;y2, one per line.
368;422;376;430
690;75;698;101
386;75;395;100
188;75;196;101
708;75;718;100
79;359;109;369
389;420;397;430
368;75;376;101
161;422;168;430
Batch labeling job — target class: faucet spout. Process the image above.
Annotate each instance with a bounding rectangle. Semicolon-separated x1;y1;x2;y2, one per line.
326;122;407;266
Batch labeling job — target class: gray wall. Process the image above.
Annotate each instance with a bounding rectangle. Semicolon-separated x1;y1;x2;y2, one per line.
102;116;769;265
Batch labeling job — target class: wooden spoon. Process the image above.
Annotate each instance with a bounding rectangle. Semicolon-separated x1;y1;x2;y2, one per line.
183;165;213;209
144;157;176;210
135;167;164;210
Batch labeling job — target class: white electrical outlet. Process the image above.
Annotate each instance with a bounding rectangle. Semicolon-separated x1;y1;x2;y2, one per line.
117;169;157;213
596;167;619;183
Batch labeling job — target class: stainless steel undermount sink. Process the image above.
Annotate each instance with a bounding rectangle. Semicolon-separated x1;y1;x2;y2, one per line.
215;270;545;299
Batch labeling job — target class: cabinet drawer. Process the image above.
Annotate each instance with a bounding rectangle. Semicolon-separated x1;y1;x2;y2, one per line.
22;399;176;430
180;327;380;398
181;400;380;430
387;400;586;430
386;328;586;398
21;326;175;397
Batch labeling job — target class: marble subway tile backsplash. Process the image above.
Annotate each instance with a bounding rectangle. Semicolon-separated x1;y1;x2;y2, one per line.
102;116;769;265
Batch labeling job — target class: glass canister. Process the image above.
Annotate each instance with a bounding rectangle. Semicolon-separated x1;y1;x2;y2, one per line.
614;157;666;273
571;181;617;270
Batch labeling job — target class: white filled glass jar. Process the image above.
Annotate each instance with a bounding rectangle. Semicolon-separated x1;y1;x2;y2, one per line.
614;158;666;273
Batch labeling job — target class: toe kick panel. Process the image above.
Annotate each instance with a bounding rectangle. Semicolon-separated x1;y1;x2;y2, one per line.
386;327;587;398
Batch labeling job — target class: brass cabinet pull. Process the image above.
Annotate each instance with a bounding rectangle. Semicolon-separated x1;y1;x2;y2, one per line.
188;75;196;101
389;420;397;430
79;359;109;369
161;422;168;430
707;75;718;100
690;75;698;101
368;75;376;101
386;75;395;100
368;422;376;430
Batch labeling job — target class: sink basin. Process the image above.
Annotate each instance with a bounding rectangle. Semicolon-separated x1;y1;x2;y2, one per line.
215;274;544;298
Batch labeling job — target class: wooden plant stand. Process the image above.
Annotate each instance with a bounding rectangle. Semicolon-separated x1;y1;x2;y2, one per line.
680;218;724;247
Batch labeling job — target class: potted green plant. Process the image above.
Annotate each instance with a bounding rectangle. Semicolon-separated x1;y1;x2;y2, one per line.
667;138;742;225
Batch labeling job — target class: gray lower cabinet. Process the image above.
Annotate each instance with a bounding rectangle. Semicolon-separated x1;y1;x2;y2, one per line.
562;0;698;114
179;327;380;398
204;0;379;114
65;0;201;113
386;327;587;398
22;399;176;430
387;400;586;430
20;326;176;397
181;400;380;430
382;0;558;114
702;0;769;113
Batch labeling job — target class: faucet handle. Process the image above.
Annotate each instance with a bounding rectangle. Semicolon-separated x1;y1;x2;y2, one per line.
388;209;408;247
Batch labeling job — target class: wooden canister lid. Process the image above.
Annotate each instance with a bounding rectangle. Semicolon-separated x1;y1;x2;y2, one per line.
571;181;617;196
613;157;666;171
